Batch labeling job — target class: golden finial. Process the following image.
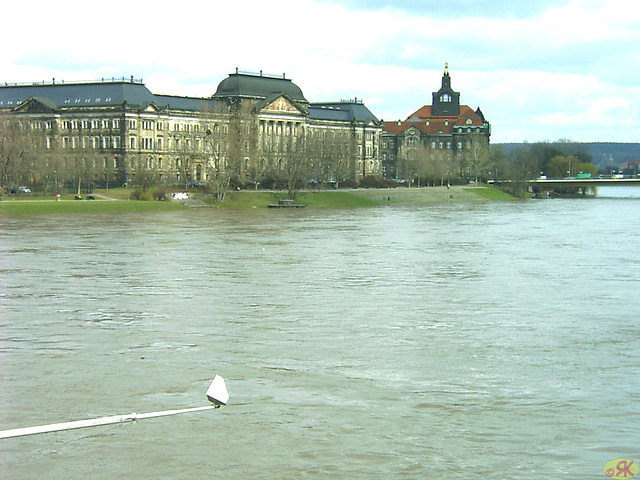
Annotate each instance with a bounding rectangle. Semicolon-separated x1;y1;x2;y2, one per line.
445;62;449;75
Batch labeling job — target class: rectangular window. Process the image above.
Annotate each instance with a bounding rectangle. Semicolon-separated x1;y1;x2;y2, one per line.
130;137;136;149
113;119;120;129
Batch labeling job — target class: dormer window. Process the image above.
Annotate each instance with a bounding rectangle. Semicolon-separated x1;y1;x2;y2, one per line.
466;119;473;125
440;93;451;102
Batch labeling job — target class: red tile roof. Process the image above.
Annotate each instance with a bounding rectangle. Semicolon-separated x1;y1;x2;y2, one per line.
384;104;484;135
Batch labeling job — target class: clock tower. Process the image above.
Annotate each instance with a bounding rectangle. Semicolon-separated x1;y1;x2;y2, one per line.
432;63;460;116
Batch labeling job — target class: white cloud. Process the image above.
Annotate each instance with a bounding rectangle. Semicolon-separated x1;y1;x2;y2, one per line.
2;0;639;142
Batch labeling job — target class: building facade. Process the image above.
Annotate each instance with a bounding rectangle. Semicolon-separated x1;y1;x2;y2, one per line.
381;65;491;183
0;71;381;190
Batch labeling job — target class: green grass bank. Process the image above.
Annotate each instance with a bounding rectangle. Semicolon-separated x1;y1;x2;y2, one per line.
207;185;516;208
0;196;188;215
0;185;516;215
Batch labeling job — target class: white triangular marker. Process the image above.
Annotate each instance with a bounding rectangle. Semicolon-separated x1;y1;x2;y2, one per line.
206;375;229;406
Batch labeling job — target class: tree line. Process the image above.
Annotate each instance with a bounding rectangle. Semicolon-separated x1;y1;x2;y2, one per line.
2;107;601;200
488;140;598;196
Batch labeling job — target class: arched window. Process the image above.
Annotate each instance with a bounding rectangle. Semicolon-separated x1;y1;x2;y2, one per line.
440;93;451;102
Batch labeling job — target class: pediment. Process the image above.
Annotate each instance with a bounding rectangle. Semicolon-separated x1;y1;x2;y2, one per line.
140;102;161;113
13;97;58;114
262;95;303;114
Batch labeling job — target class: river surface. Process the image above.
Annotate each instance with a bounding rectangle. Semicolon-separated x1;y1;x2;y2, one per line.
1;193;639;479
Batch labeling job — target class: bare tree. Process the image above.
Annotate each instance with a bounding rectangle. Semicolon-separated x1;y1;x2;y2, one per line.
200;99;258;201
397;143;420;186
463;134;490;182
321;131;352;188
281;129;311;200
129;155;159;191
0;113;47;190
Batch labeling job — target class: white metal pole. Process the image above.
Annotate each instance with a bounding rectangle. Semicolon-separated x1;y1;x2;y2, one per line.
0;405;219;439
0;375;228;440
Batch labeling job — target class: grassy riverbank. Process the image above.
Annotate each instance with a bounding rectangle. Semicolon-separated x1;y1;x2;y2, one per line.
208;185;516;208
0;196;188;215
0;185;515;215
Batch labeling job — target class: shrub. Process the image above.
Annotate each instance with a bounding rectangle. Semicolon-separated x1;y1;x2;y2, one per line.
340;179;358;189
130;189;153;201
152;186;169;201
358;175;398;189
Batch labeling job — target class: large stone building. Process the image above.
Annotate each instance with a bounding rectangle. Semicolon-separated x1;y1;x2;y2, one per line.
0;71;381;189
381;64;491;182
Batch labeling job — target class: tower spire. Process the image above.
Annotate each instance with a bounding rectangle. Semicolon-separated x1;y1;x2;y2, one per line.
444;62;449;75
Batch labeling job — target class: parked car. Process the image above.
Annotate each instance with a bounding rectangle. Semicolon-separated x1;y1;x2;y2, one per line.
10;186;31;194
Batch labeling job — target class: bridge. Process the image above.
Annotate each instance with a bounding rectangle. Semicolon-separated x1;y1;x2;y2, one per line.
491;177;640;196
529;177;640;188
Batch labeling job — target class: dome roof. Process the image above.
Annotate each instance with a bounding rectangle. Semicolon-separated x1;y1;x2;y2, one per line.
213;72;307;103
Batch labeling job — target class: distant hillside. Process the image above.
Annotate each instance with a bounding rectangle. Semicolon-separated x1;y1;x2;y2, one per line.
586;143;640;167
497;142;640;168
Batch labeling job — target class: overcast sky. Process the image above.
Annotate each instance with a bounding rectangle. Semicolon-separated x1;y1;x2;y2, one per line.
2;0;638;143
